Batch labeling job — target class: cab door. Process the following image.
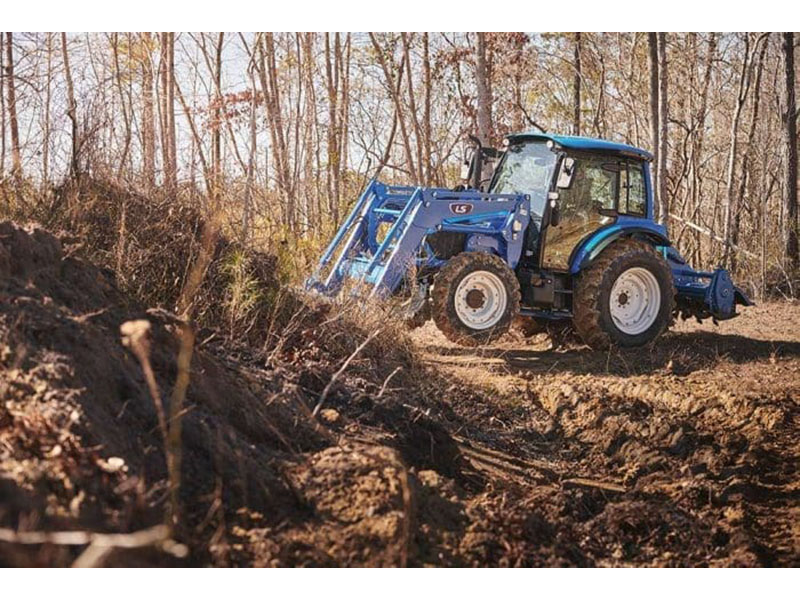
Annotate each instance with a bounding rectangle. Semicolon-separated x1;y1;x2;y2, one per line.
541;155;621;271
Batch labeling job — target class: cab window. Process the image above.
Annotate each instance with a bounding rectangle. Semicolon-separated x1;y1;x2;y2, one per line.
622;163;646;216
557;156;618;218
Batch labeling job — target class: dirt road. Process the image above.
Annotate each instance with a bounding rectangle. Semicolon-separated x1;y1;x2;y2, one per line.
409;303;800;566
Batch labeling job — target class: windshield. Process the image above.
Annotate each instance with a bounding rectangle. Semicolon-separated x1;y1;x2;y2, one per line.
490;141;558;216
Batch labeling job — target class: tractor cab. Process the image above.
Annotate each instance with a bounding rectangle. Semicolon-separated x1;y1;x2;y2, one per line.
467;133;659;274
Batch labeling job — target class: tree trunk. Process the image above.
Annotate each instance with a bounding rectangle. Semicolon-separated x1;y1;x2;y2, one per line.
212;33;224;206
422;32;432;185
324;33;338;223
723;35;755;267
338;34;351;206
160;32;177;195
159;34;169;187
648;33;659;217
402;33;425;183
257;33;294;228
42;33;53;187
168;33;177;192
301;33;318;229
0;32;5;181
61;33;79;182
573;32;581;136
112;33;132;178
141;33;156;189
243;62;257;243
475;32;493;145
733;35;768;273
783;32;799;271
657;32;669;226
4;33;22;199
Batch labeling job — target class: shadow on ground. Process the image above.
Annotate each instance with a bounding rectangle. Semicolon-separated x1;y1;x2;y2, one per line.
425;330;800;377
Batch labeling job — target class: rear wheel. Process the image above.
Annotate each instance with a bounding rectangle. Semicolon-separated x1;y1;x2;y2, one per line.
573;239;675;349
432;252;520;346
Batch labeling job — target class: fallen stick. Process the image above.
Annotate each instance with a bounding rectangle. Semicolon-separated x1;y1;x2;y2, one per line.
561;477;626;494
668;213;758;259
313;328;381;417
0;523;188;567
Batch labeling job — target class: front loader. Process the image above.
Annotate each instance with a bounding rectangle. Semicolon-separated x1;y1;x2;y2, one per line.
306;132;752;349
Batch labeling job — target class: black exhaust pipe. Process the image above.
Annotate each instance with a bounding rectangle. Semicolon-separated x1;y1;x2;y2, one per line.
468;135;482;191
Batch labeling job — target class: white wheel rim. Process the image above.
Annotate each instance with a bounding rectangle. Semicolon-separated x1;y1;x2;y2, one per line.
609;267;661;335
454;270;508;330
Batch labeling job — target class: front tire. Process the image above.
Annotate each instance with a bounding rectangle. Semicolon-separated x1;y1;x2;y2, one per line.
573;239;675;349
432;252;520;346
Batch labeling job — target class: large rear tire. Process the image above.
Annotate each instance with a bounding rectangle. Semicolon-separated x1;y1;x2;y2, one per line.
432;252;520;346
573;239;675;349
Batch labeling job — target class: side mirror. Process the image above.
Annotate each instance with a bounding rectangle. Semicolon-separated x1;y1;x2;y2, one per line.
549;192;561;227
557;157;576;189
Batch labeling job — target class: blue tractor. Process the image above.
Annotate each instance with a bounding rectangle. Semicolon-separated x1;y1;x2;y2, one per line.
306;132;752;348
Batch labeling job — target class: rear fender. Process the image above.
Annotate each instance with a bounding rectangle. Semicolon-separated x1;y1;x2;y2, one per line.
569;220;671;275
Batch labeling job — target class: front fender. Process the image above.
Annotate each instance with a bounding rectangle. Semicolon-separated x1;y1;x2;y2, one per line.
569;219;671;275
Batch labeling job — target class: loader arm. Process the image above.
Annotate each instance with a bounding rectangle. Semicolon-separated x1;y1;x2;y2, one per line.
306;181;530;298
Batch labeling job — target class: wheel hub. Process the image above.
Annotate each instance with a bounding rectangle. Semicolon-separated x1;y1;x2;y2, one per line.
609;267;662;336
466;288;486;309
453;270;508;330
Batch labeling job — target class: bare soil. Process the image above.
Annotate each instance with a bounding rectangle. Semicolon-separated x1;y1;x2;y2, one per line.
408;304;800;566
1;221;797;566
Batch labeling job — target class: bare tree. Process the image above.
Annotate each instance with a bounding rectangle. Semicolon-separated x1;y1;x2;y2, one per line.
648;32;659;217
212;33;224;203
4;33;22;200
723;34;767;267
61;32;80;181
657;32;669;225
160;32;178;194
732;34;768;273
111;33;132;178
42;33;53;187
476;32;493;145
141;33;156;188
783;32;799;271
0;32;5;181
255;32;295;227
573;32;581;136
422;32;433;185
369;33;418;181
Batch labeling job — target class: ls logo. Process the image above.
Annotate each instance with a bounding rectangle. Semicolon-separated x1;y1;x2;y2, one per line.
450;203;474;215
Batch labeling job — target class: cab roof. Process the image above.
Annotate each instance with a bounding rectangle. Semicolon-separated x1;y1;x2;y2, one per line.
506;132;654;161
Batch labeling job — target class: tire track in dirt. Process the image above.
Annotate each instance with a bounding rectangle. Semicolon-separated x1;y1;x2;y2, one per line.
411;303;800;566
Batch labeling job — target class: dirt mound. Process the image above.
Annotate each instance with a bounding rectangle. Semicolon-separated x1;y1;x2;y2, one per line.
0;221;451;566
40;178;281;345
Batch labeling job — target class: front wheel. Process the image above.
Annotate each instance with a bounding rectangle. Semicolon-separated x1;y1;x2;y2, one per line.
431;252;520;346
573;239;675;349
